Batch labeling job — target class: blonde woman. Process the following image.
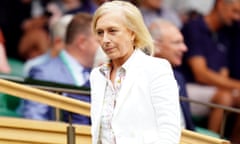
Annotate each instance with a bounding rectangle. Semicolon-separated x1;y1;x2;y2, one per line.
90;1;181;144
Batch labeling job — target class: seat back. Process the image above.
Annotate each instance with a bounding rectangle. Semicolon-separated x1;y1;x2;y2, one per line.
181;129;230;144
8;58;24;77
0;94;21;117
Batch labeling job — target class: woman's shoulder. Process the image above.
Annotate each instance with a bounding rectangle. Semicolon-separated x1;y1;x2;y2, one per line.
137;54;173;77
144;54;171;69
90;66;101;75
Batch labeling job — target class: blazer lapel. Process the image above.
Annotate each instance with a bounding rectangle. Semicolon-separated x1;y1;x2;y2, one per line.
95;72;106;107
113;50;144;118
113;68;138;117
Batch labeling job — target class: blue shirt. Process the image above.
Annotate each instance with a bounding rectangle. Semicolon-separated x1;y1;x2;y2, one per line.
180;16;231;82
23;52;51;78
23;50;91;125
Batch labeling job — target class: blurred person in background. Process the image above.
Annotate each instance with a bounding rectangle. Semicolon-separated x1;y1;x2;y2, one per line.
180;0;240;139
18;0;52;61
149;18;222;138
138;0;182;28
47;0;96;26
0;0;33;60
23;14;74;77
148;18;194;131
92;0;111;7
19;0;96;61
23;12;99;125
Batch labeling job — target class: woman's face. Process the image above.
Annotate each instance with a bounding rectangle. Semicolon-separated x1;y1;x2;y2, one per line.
95;12;135;64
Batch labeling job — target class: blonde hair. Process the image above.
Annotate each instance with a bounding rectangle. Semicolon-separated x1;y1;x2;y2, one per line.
92;0;154;55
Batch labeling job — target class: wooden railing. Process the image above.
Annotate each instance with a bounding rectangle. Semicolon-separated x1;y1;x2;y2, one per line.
0;116;91;144
0;78;231;144
0;79;90;116
0;116;230;144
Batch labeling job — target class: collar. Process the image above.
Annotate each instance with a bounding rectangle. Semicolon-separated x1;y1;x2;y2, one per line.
99;49;139;78
60;50;87;86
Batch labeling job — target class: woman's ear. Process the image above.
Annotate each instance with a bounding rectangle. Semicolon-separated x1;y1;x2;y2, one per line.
130;31;136;44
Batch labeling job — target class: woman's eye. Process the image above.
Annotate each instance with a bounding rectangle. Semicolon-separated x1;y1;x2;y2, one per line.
96;31;103;35
110;29;117;33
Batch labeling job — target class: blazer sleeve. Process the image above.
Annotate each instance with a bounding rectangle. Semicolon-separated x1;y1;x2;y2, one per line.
150;59;181;144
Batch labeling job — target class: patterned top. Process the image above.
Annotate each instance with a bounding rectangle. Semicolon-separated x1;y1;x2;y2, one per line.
98;63;126;144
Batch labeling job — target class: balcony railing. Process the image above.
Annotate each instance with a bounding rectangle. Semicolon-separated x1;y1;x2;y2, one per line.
0;75;231;144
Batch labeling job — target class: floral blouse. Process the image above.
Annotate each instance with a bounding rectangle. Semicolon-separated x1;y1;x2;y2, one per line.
99;63;126;144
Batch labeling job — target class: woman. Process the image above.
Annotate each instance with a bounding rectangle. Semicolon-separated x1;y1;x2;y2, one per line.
90;1;181;144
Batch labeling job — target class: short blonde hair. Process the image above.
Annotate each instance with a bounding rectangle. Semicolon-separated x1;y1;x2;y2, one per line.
92;0;154;55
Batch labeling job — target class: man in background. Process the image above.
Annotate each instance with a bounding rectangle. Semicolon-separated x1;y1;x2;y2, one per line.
148;18;193;130
23;14;73;77
23;12;99;125
180;0;240;140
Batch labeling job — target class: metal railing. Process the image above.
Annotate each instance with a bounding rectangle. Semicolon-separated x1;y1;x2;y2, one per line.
180;96;240;138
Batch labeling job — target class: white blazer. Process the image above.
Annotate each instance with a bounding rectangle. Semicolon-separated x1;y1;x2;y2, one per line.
90;50;181;144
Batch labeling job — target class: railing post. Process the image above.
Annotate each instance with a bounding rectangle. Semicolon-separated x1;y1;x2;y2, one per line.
220;110;228;138
54;92;62;121
67;113;75;144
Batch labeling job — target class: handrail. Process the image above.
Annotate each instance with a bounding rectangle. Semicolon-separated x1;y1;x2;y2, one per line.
0;74;90;95
0;75;238;139
0;74;90;92
0;116;230;144
0;77;233;144
180;96;240;114
0;116;91;144
27;84;90;95
0;74;239;115
0;78;90;116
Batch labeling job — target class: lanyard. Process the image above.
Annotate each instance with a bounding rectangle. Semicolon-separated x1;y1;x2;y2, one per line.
59;50;85;86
